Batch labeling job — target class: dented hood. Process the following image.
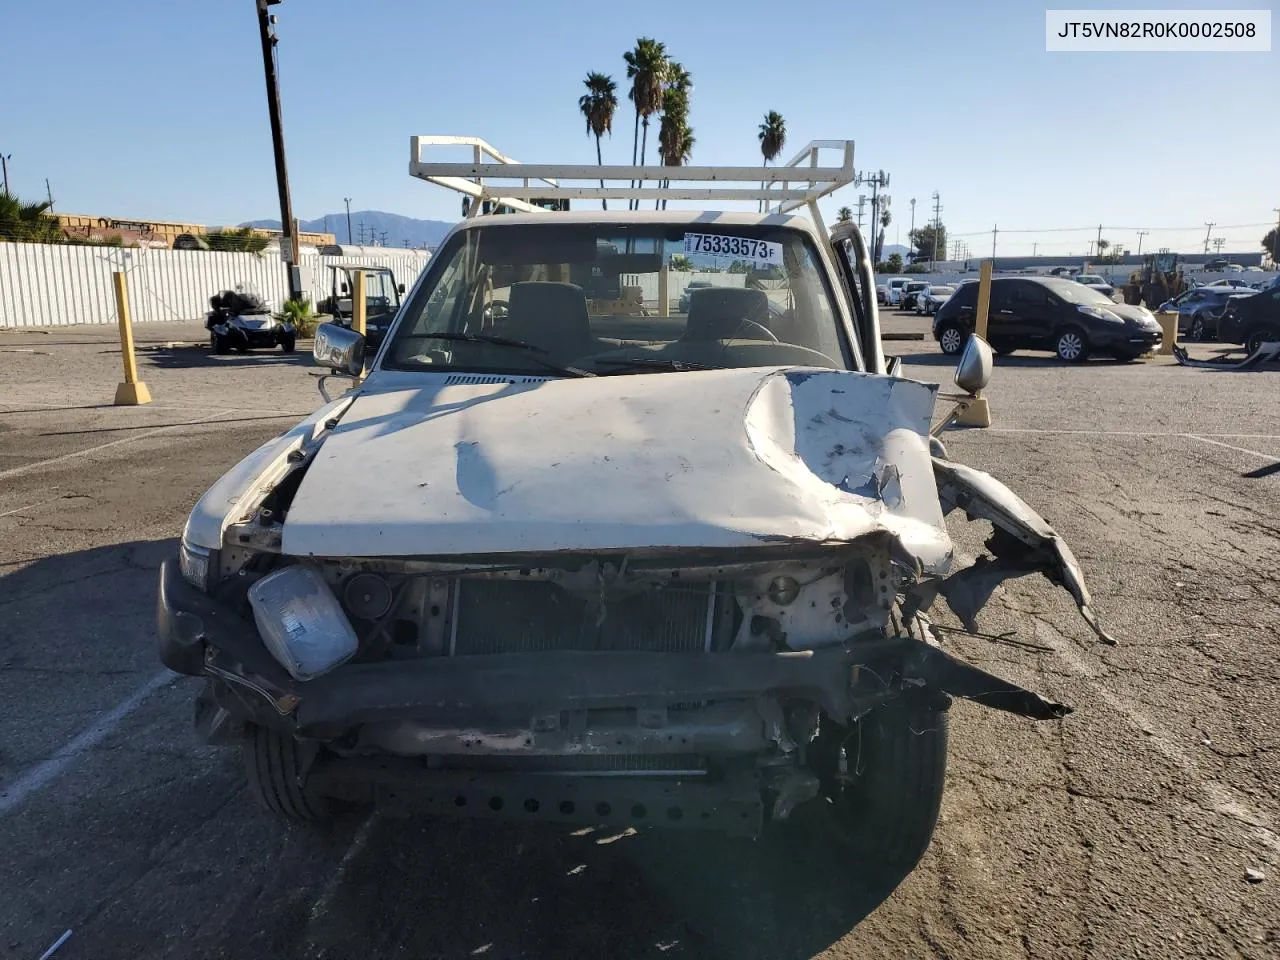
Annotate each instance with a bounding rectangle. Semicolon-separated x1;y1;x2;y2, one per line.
282;367;954;564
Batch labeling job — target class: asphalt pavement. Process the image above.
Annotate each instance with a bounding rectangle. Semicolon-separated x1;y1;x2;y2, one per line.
1;318;1277;959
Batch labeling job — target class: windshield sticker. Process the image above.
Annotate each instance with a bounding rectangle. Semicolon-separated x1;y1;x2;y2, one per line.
683;233;782;266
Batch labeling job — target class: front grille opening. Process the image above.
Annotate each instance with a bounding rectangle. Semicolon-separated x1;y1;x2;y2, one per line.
451;578;729;655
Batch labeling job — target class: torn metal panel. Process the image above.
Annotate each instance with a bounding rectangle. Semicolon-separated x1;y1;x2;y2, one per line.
930;458;1117;645
904;642;1071;721
1173;341;1280;370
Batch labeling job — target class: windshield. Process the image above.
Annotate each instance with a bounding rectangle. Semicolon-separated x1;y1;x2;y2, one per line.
383;223;856;375
1077;275;1105;284
1042;277;1116;306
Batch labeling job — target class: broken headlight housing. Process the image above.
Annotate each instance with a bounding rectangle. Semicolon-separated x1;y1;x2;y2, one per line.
178;539;218;593
247;566;359;681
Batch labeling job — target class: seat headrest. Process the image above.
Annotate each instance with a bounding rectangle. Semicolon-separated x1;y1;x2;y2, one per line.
502;282;592;354
683;287;770;340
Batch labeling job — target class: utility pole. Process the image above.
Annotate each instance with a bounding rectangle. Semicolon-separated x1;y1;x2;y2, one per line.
909;197;916;248
1202;222;1215;255
1136;230;1148;256
991;225;998;260
358;221;366;245
255;0;302;299
930;191;942;268
344;198;353;245
1213;237;1225;254
1;153;10;195
857;170;890;261
1095;224;1103;261
378;229;389;247
45;178;53;210
1033;242;1038;257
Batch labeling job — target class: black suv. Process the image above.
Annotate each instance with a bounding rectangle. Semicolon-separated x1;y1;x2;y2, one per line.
933;276;1162;362
1218;286;1280;354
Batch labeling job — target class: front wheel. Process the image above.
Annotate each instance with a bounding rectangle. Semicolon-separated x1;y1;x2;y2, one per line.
1189;314;1207;342
937;323;966;355
209;331;228;355
1246;326;1280;356
808;697;949;875
280;336;296;353
1055;327;1089;363
243;725;333;823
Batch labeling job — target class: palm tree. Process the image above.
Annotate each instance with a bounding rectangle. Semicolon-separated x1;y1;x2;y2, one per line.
877;205;892;262
757;111;786;212
657;85;692;209
624;38;668;209
0;192;62;243
579;71;618;210
837;206;853;223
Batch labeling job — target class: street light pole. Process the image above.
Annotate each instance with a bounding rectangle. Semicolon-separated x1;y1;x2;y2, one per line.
1;154;10;195
255;0;302;300
344;197;353;246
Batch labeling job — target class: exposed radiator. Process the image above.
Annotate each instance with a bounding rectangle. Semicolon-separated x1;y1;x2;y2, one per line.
450;579;723;655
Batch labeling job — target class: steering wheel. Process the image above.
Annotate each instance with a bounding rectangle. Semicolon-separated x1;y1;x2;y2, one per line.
482;299;509;324
727;319;779;343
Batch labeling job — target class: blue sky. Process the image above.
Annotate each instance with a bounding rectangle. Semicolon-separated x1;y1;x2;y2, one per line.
1;0;1274;255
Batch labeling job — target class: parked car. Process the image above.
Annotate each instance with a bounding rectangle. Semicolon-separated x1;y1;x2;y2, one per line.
876;282;889;304
1202;258;1231;272
933;276;1161;362
205;288;296;354
678;280;715;313
915;284;956;315
1074;274;1115;299
884;276;911;306
1218;285;1280;354
899;280;930;312
159;186;1109;863
1160;286;1256;341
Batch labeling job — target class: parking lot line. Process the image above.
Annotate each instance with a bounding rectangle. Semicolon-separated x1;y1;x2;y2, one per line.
0;670;174;818
0;496;67;519
1183;435;1280;464
988;428;1280;440
0;409;236;481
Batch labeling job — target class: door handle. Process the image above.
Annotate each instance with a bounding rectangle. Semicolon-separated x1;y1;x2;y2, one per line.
998;309;1013;314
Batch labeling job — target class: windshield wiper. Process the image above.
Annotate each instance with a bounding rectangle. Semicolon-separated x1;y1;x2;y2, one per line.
419;332;595;378
594;357;719;374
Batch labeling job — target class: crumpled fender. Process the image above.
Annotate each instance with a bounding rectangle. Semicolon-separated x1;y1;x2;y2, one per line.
925;457;1117;645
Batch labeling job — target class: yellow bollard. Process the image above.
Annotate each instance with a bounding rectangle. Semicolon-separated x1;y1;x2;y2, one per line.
1156;311;1178;355
112;271;152;406
351;269;367;338
955;260;992;427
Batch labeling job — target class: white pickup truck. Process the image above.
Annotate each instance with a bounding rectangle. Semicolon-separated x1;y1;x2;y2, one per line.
158;137;1109;876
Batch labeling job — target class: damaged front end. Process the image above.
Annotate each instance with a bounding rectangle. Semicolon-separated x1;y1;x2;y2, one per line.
159;365;1110;837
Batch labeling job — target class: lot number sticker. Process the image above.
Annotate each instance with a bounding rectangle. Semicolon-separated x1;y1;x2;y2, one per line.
683;233;782;266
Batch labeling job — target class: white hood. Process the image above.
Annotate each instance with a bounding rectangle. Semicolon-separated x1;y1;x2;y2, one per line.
281;367;953;566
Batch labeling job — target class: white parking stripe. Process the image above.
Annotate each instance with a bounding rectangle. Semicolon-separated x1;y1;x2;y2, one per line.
987;428;1280;440
0;496;65;519
307;812;381;925
0;410;235;481
0;670;174;817
1183;435;1280;464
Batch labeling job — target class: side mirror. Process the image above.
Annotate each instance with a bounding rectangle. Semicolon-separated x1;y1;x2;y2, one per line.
398;283;406;294
954;334;993;395
313;322;365;377
341;282;349;294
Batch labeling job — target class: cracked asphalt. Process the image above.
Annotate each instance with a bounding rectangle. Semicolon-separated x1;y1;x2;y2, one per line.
1;319;1277;959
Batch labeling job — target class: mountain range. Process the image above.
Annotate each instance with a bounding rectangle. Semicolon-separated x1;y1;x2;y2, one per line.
241;211;453;249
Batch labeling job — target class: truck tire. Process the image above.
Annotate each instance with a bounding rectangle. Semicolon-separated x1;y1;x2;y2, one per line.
805;695;948;876
243;725;332;822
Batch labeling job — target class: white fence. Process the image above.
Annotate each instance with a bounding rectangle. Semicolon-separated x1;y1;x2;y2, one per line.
621;271;746;307
0;242;432;328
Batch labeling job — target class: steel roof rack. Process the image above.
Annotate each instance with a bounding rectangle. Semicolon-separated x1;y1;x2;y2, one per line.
409;135;856;222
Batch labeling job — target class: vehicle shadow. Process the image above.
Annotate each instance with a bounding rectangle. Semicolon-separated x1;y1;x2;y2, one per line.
303;804;908;960
141;343;316;370
1;539;908;960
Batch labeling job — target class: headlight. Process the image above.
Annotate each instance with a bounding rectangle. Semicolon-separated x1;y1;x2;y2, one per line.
179;539;218;592
247;566;359;681
1077;304;1123;323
